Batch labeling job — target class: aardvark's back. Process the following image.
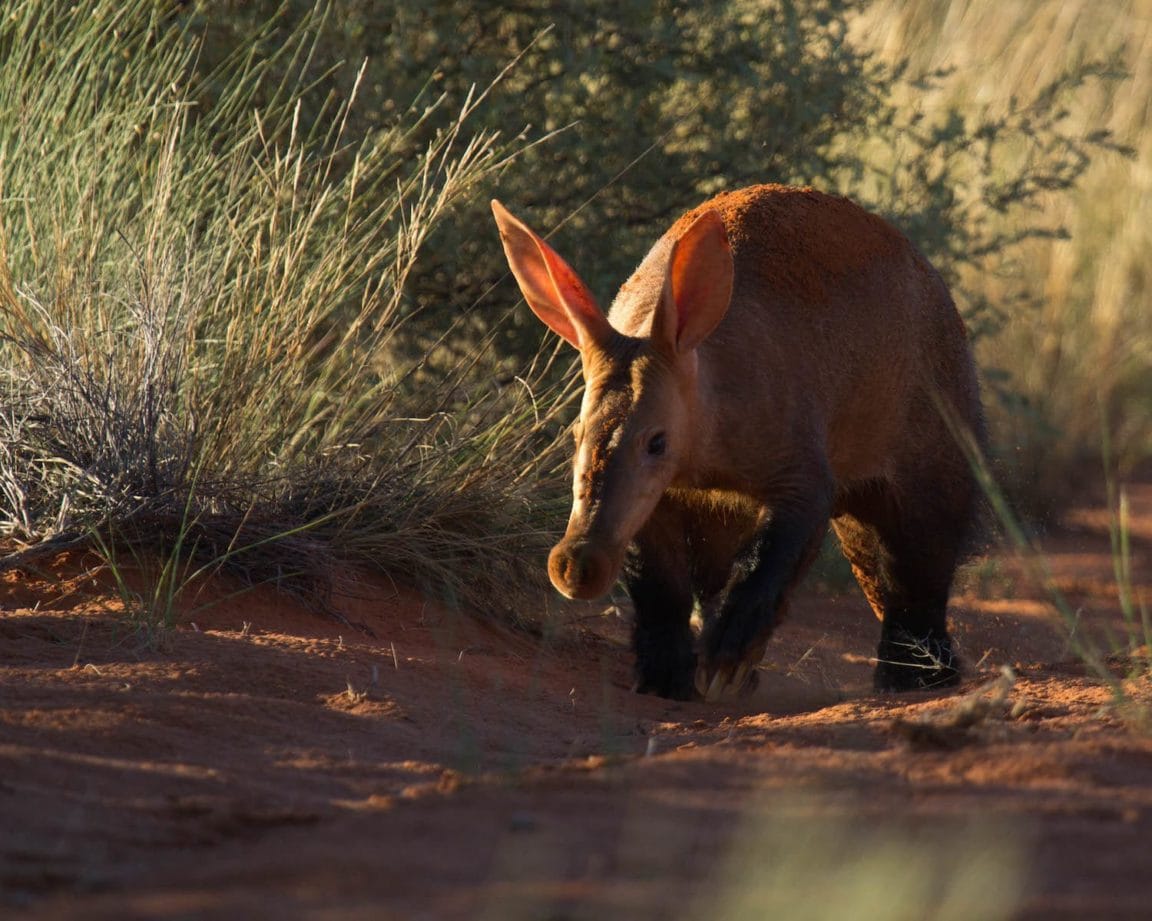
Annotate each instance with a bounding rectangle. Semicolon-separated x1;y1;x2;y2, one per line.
607;183;982;487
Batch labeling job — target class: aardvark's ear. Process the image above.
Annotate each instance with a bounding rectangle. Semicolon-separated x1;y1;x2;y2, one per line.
491;200;611;350
653;209;733;355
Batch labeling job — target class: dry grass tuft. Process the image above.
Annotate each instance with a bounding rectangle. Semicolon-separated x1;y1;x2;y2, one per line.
0;1;571;630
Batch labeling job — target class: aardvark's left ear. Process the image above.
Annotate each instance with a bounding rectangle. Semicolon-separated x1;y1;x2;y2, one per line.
653;209;733;355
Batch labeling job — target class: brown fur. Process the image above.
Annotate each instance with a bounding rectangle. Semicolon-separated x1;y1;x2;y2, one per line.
615;185;978;498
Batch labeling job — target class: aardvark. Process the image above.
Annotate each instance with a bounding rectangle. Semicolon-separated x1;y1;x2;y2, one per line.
492;185;984;701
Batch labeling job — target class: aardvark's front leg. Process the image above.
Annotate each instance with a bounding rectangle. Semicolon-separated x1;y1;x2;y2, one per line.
696;491;831;701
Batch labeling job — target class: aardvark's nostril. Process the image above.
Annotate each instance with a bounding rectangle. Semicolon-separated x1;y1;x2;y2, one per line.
548;541;616;600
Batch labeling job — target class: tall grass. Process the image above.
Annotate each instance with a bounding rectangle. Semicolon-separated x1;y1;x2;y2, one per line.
853;0;1152;505
0;0;571;624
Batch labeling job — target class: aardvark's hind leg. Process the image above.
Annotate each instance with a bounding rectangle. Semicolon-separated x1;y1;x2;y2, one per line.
834;483;968;691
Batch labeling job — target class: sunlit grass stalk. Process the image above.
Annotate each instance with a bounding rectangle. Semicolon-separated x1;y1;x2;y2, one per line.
1102;410;1152;661
934;393;1122;699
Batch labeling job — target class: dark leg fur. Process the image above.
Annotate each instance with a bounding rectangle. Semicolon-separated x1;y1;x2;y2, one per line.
626;565;696;699
698;488;832;693
626;511;696;700
834;479;972;692
874;622;960;690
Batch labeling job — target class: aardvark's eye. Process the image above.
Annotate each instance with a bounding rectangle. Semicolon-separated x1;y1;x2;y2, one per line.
646;432;666;457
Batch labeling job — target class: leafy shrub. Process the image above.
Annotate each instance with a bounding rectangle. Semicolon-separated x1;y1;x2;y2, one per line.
189;0;912;362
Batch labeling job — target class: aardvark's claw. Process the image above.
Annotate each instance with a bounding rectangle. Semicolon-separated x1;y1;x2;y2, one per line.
695;661;751;702
696;648;764;702
694;666;711;699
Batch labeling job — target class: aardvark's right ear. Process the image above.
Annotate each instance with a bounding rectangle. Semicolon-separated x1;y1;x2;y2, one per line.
491;200;611;350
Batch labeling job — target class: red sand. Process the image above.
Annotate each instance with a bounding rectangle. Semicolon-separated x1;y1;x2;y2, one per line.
2;484;1151;919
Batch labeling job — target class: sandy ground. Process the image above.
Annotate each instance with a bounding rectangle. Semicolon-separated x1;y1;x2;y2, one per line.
2;481;1151;920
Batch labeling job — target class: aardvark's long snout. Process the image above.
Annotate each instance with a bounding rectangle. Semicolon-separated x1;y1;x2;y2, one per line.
547;539;624;600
